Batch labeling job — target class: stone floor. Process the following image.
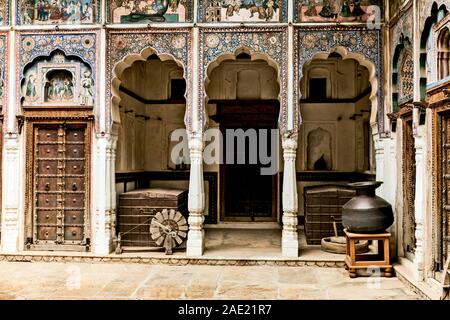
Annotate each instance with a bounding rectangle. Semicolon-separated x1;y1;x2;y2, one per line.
0;261;421;300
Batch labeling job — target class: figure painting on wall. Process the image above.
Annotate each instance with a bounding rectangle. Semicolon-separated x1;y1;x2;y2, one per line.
25;72;38;102
80;69;94;106
20;0;97;25
110;0;190;23
218;0;281;22
297;0;380;22
46;72;74;102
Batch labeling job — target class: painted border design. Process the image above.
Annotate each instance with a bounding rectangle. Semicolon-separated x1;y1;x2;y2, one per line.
16;30;100;126
106;0;194;23
16;0;101;25
198;0;288;23
0;0;10;26
199;26;288;132
106;28;192;131
294;26;384;133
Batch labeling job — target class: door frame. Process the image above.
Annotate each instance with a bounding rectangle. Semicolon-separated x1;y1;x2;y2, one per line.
23;109;93;251
212;100;280;223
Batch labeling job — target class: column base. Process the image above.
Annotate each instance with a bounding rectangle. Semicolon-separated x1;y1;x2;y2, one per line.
92;239;113;255
282;234;299;258
186;231;205;257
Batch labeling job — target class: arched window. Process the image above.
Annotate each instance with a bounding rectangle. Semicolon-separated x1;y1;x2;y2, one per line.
437;27;450;80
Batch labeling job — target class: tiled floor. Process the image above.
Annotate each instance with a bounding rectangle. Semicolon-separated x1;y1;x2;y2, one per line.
0;261;420;300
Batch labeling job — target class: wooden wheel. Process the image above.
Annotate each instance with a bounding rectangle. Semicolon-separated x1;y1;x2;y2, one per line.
150;209;188;252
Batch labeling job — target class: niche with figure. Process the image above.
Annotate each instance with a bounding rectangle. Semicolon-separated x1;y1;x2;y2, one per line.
307;127;332;171
21;50;94;107
45;70;74;102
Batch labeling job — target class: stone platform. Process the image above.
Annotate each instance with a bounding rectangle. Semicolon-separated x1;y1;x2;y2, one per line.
0;229;345;267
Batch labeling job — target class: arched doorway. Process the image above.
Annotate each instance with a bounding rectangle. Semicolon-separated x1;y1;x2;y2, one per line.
112;51;190;250
299;50;376;245
205;50;281;223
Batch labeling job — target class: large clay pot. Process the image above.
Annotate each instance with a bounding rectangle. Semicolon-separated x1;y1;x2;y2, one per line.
342;181;394;233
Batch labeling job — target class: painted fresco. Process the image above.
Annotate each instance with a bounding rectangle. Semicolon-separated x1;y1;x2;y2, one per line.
295;0;383;23
199;0;288;23
108;0;193;23
0;0;9;25
0;35;5;104
18;0;99;25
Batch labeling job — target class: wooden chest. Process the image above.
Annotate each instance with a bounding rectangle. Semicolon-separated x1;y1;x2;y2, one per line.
304;185;355;245
118;188;188;248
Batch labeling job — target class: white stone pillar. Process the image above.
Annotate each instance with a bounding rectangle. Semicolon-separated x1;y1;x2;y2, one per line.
186;132;205;257
92;134;112;254
109;134;118;242
373;134;385;196
282;136;299;257
413;126;425;275
1;135;20;252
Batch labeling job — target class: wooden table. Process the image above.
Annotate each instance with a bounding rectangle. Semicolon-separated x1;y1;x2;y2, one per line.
344;229;393;278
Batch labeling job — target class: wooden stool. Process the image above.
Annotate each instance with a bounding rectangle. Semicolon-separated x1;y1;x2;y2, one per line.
344;229;393;278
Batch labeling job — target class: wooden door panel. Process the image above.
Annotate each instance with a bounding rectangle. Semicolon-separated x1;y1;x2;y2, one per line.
65;193;85;208
36;210;58;224
38;160;59;174
37;144;60;158
65;160;85;175
37;227;57;241
65;144;85;158
65;177;85;192
64;210;84;225
441;114;450;265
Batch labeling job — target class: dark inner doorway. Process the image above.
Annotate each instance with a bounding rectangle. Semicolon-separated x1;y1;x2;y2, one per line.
212;100;280;222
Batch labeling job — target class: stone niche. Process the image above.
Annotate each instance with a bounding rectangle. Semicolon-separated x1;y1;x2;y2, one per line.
21;50;94;107
307;127;332;171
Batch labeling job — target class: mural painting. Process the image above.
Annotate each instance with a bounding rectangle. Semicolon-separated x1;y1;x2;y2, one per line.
108;0;193;23
200;0;287;22
295;0;383;23
19;0;98;25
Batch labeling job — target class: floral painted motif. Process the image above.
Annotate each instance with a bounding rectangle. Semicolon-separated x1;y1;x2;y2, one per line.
295;27;384;131
200;27;288;132
107;29;192;130
108;0;193;23
199;0;288;22
18;0;100;25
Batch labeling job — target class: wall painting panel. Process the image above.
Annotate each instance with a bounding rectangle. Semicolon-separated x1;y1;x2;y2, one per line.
18;0;100;25
108;0;194;23
199;0;288;23
295;0;383;23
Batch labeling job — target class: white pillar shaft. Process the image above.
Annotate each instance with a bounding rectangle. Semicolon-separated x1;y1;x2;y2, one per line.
1;136;20;252
413;127;425;273
92;135;112;254
282;137;299;257
186;133;205;257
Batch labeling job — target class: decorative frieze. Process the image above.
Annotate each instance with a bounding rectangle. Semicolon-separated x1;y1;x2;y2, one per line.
0;33;7;109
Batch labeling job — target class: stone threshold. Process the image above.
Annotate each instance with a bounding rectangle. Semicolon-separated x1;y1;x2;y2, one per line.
394;258;444;300
0;252;345;268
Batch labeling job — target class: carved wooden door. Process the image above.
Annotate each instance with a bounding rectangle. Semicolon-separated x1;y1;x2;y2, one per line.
30;123;89;250
440;113;450;267
403;119;416;259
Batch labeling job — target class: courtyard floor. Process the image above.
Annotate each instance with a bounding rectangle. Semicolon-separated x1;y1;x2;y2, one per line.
0;261;421;300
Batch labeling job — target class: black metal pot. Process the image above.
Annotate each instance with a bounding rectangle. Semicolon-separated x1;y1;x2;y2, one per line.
342;181;394;234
